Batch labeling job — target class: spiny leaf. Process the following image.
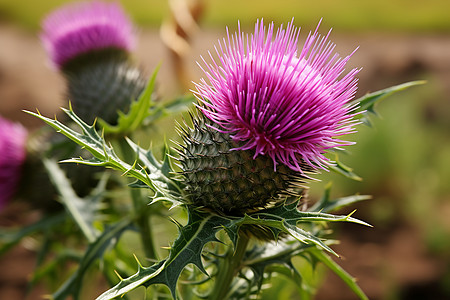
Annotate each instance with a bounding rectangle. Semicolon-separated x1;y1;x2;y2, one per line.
26;106;116;161
263;263;312;299
227;214;338;256
309;184;372;213
223;273;262;300
244;237;365;300
161;140;175;179
96;200;371;299
226;201;371;256
314;194;372;213
351;80;425;126
42;158;101;242
144;94;195;124
310;249;368;300
96;209;226;300
97;261;165;300
162;94;195;113
53;219;133;300
98;66;159;134
256;200;371;227
25;108;174;201
125;138;183;207
329;154;362;181
243;238;314;292
352;80;426;113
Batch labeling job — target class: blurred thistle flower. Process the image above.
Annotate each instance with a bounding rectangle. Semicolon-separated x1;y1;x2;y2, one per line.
178;20;360;215
0;116;28;210
41;0;135;68
40;0;146;124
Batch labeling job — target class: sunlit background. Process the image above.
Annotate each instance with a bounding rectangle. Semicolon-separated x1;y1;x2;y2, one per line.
1;0;449;299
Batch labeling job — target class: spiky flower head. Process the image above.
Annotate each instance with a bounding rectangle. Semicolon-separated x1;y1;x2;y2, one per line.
178;20;360;215
177;113;310;215
40;0;146;124
0;116;27;210
41;0;135;68
195;19;360;173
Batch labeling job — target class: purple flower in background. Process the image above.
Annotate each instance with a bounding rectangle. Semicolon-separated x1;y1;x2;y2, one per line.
0;117;27;210
40;0;135;68
194;19;360;173
39;0;145;124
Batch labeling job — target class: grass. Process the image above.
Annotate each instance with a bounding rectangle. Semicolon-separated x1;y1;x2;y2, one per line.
203;0;450;32
1;0;450;32
0;0;169;29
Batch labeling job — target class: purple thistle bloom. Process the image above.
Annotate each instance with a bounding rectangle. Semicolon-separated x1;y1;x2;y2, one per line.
194;19;360;173
41;0;135;68
0;117;27;210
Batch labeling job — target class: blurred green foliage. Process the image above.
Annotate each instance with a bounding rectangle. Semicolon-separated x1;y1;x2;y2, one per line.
1;0;450;32
306;76;450;298
0;0;168;29
310;78;450;250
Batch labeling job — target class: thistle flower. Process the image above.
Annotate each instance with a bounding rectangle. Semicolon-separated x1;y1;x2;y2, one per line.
41;0;135;68
0;117;27;210
196;19;360;172
178;20;360;215
40;0;146;124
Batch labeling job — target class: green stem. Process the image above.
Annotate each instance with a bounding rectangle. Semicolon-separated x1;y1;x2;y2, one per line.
117;138;158;260
209;233;250;300
132;188;158;260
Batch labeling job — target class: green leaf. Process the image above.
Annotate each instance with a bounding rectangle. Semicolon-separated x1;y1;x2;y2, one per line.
310;249;368;300
263;264;312;300
0;213;66;256
329;154;362;181
243;238;314;295
29;248;81;293
257;201;371;226
42;158;102;242
52;219;133;300
25;108;175;201
96;209;226;300
125;138;183;207
96;200;371;299
221;200;370;257
162;94;195;113
245;237;367;300
309;183;372;213
98;66;159;135
144;94;195;124
232;204;370;257
351;80;425;126
96;67;193;135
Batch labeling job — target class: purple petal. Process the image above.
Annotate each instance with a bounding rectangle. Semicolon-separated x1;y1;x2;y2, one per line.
40;1;135;68
0;117;27;210
194;19;360;172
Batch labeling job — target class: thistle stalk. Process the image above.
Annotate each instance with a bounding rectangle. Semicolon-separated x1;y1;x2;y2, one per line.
209;233;250;300
118;139;158;260
131;188;158;260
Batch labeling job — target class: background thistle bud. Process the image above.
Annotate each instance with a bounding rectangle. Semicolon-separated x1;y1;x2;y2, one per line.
62;48;146;124
0;117;97;212
178;19;360;216
40;0;146;124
